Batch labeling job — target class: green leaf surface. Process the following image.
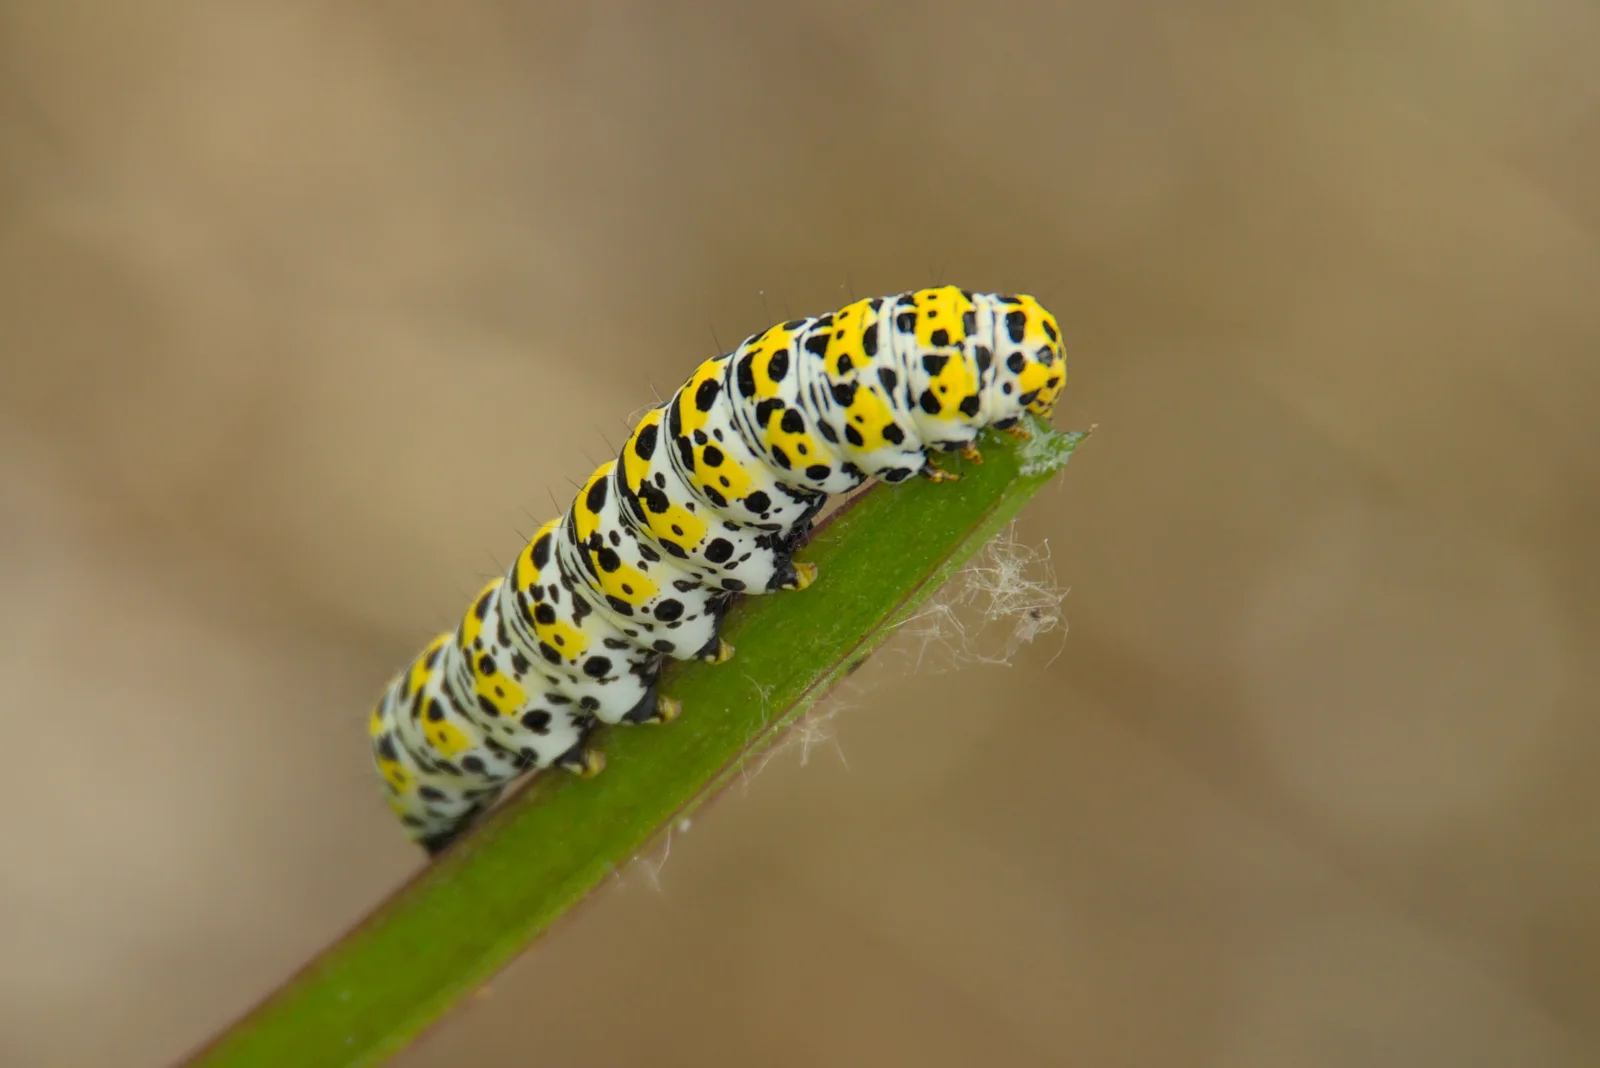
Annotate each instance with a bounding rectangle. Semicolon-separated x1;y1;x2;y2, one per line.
182;419;1089;1068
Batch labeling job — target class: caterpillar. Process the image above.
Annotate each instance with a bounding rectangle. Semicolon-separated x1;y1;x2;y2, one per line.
370;286;1067;854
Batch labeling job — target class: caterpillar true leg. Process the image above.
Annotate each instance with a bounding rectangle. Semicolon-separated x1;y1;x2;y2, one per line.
372;287;1067;850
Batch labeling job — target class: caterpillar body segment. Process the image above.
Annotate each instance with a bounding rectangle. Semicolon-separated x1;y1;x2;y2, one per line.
371;287;1067;852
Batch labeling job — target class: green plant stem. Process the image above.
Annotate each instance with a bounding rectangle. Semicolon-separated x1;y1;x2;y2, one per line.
181;420;1088;1068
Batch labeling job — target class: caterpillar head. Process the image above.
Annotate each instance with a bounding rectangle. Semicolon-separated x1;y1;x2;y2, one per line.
987;294;1067;424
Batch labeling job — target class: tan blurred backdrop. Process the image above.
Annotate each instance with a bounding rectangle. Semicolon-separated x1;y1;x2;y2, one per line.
3;1;1598;1065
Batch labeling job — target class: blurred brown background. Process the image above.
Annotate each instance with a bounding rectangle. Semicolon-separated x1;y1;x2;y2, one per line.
2;1;1598;1065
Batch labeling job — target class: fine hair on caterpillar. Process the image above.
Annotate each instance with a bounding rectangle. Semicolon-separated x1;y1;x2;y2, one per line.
369;286;1068;854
